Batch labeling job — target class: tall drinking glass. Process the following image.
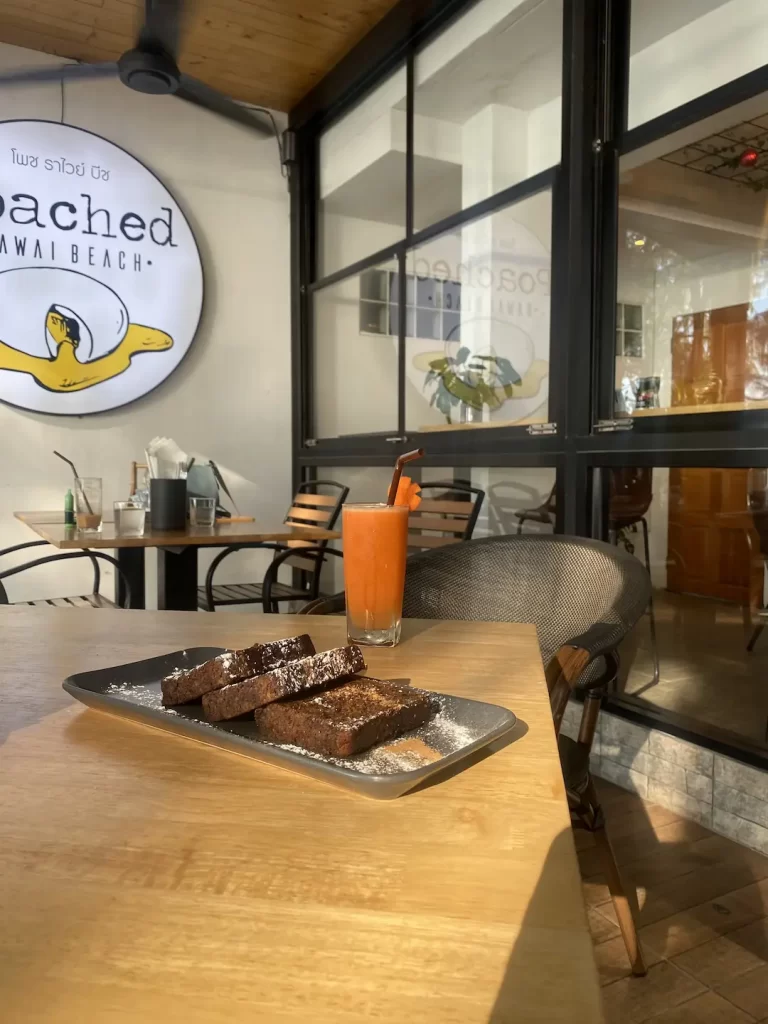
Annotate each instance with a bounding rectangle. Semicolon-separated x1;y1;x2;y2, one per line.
74;477;102;532
342;503;408;647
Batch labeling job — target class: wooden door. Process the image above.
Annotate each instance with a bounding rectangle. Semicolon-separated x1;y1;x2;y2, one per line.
667;468;755;601
667;303;761;602
670;303;749;407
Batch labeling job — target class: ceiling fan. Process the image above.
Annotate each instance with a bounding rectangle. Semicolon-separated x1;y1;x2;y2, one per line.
0;0;275;138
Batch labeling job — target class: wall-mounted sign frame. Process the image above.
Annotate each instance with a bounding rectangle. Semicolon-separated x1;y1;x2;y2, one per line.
0;119;204;415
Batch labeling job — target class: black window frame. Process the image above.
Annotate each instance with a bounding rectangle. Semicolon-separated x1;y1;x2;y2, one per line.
288;0;768;771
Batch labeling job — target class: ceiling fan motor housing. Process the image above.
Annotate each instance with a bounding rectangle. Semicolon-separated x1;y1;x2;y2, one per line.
118;49;180;95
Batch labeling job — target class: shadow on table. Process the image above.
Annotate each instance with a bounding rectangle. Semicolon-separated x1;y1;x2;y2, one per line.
0;690;72;748
488;828;602;1022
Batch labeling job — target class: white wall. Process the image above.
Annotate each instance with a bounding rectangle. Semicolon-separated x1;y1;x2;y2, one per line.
0;42;291;605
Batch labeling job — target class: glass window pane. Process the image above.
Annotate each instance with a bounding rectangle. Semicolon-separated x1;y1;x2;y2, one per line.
422;467;557;537
405;190;552;433
312;258;398;438
608;463;768;750
317;66;406;278
360;269;388;301
624;332;644;358
614;95;768;419
624;304;643;331
318;465;557;591
413;0;563;231
629;1;768;130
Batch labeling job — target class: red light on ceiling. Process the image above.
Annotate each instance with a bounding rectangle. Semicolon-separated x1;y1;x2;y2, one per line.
740;147;759;168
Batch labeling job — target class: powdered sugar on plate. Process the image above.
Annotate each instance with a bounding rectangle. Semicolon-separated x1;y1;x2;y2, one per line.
105;681;179;714
102;682;482;775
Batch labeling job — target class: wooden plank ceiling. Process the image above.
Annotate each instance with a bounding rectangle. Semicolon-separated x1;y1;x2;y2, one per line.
0;0;401;111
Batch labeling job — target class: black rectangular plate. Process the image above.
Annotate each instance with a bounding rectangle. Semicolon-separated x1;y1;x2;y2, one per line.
63;647;519;799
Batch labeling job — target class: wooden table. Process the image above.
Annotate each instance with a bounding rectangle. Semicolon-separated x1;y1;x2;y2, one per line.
0;608;603;1024
13;511;340;611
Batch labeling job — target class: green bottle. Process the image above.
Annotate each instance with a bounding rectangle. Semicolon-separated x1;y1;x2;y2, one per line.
64;488;74;526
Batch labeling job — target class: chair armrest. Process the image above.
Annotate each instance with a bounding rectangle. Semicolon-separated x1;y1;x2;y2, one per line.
0;539;50;559
564;622;624;661
261;546;343;614
545;623;624;736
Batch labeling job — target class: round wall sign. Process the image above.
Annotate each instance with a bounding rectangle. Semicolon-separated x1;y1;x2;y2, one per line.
0;120;203;414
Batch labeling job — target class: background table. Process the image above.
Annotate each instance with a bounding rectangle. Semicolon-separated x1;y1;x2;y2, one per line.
0;608;603;1023
14;511;340;610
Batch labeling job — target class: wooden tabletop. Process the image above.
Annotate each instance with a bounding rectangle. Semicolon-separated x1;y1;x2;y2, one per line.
0;609;602;1024
14;511;339;549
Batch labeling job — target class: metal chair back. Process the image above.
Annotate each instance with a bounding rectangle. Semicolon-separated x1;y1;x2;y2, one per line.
0;540;132;608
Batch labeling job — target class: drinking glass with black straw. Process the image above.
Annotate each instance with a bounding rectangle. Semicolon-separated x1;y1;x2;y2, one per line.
53;450;93;514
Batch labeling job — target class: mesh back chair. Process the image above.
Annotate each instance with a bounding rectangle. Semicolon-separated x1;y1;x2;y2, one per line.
0;540;132;608
304;534;650;976
201;480;348;612
407;481;485;551
514;472;659;689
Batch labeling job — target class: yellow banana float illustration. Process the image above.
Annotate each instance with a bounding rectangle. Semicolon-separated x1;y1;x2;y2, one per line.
0;267;173;392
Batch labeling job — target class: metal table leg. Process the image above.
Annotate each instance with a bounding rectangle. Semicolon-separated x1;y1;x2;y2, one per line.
116;548;145;609
157;546;198;611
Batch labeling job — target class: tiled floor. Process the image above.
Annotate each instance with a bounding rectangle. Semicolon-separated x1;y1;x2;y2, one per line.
583;779;768;1022
619;590;768;747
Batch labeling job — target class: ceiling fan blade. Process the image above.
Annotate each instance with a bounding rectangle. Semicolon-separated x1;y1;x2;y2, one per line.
139;0;187;60
0;62;118;87
176;75;274;137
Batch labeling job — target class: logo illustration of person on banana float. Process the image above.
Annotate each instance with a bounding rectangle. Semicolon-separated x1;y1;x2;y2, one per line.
0;267;173;392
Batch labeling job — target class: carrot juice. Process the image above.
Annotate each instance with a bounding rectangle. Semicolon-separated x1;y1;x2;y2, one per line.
342;503;409;646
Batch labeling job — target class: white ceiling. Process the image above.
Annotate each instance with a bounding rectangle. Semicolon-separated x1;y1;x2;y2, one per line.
629;0;732;53
413;0;563;123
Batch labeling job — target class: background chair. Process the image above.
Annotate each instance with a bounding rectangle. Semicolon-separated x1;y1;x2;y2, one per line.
298;480;484;614
608;468;659;689
0;540;132;608
304;533;650;976
201;480;348;612
514;483;556;533
406;480;485;551
513;472;659;688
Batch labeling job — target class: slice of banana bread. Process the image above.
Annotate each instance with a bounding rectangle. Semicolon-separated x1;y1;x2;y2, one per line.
161;635;316;706
253;676;436;758
202;645;365;722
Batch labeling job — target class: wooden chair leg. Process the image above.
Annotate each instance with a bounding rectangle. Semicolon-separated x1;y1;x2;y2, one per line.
747;622;765;653
593;819;647;976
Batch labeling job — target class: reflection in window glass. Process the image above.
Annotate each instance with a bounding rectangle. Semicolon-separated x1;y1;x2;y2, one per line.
312;259;398;438
358;269;461;341
614;98;768;419
413;0;563;231
317;66;407;278
405;191;552;432
320;465;557;591
421;467;556;537
610;464;768;749
629;1;768;129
